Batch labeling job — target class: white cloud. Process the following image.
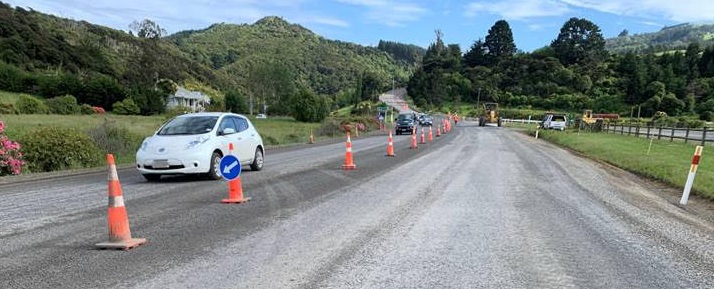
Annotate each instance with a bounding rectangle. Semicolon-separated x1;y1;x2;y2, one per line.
465;0;571;20
308;16;351;27
560;0;714;22
336;0;427;26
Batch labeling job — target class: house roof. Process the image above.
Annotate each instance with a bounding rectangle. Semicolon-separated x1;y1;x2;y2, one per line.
172;87;210;102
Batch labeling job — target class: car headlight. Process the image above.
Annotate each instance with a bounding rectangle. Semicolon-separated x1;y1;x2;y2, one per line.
140;139;150;151
185;135;210;149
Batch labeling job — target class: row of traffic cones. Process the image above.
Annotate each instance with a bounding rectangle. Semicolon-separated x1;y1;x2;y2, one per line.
342;116;456;168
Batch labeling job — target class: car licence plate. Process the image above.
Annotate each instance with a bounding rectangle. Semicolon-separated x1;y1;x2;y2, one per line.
152;160;169;169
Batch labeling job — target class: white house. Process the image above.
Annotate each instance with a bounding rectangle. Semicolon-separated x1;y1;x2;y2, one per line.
166;87;211;112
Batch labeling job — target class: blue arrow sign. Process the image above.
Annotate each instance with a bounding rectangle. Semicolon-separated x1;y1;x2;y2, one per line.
219;154;241;181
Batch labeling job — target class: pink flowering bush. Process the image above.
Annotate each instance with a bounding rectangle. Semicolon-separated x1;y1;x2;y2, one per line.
0;120;26;175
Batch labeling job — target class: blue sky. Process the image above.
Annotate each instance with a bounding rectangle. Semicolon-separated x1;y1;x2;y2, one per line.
5;0;714;52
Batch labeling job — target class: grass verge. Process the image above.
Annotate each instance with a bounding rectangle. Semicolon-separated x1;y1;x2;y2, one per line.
535;129;713;200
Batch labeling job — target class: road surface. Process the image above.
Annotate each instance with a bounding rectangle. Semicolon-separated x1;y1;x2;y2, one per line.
1;121;713;288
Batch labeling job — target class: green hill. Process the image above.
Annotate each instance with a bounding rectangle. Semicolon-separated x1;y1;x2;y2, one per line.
0;2;414;115
606;22;714;54
167;16;413;96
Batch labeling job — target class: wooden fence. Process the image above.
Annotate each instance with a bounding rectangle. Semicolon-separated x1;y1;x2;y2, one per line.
604;123;712;146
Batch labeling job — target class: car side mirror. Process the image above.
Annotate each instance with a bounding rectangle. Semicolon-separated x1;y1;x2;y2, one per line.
220;128;236;135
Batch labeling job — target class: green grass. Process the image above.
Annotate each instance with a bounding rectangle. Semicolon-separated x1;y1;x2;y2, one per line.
536;129;714;200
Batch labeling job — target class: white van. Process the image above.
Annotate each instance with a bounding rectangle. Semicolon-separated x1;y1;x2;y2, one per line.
542;114;567;130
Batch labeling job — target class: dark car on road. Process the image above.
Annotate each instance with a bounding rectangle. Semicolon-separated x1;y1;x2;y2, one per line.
395;112;418;135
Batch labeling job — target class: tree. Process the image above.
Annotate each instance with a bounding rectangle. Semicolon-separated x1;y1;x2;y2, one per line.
550;17;606;66
129;19;167;40
484;20;516;65
463;39;487;68
225;90;248;113
289;89;329;122
618;29;629;37
246;60;296;115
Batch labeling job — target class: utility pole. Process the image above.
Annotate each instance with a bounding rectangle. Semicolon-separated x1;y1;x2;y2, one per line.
477;87;481;109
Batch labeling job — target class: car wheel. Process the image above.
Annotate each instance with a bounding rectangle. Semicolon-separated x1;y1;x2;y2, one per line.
208;151;223;180
250;148;264;171
143;174;161;182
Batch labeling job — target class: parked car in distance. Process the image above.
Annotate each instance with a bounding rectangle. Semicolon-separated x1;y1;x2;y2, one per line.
256;113;267;119
395;112;418;135
136;112;265;181
542;113;568;130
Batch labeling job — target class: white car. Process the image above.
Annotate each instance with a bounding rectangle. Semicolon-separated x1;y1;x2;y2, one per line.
542;113;568;131
136;112;265;181
256;113;267;119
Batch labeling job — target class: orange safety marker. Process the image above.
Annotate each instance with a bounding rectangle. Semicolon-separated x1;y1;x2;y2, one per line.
428;126;434;142
680;146;704;205
309;130;315;144
96;154;146;250
410;127;418;149
342;132;356;170
436;125;442;137
420;126;426;144
222;143;251;204
386;131;395;157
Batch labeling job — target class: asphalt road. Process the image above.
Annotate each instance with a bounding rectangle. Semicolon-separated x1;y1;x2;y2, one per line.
1;121;713;288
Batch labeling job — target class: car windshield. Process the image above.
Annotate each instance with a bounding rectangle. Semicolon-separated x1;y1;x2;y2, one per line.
397;114;413;120
157;116;219;135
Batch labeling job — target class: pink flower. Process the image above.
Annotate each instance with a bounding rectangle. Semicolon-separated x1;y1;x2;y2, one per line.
0;121;4;134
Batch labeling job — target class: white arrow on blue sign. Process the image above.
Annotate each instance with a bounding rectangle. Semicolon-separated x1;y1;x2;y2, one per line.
219;155;241;181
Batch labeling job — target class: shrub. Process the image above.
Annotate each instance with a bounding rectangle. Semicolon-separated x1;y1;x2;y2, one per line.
87;118;143;156
700;111;713;121
46;94;81;115
112;98;140;115
80;104;94;115
0;120;26;175
15;94;49;114
0;103;15;114
17;126;102;172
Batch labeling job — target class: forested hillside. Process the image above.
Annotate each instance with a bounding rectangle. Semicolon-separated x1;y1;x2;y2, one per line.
409;18;714;122
0;2;413;117
167;16;414;115
606;23;714;54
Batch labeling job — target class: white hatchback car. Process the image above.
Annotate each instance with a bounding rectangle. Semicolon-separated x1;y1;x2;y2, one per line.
136;112;264;181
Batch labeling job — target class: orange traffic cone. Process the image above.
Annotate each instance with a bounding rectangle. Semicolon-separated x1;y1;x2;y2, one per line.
420;127;426;144
222;177;251;204
410;127;418;149
386;131;395;157
437;125;442;137
222;143;251;204
428;126;434;142
342;132;356;170
96;154;146;250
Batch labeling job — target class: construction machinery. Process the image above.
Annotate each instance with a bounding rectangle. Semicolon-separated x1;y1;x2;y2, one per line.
478;102;501;127
577;109;606;131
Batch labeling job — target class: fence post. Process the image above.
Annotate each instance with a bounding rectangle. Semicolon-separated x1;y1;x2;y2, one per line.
621;124;625;135
628;122;632;135
685;127;690;144
670;126;676;142
658;125;663;140
636;124;640;137
702;127;708;146
647;126;651;139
